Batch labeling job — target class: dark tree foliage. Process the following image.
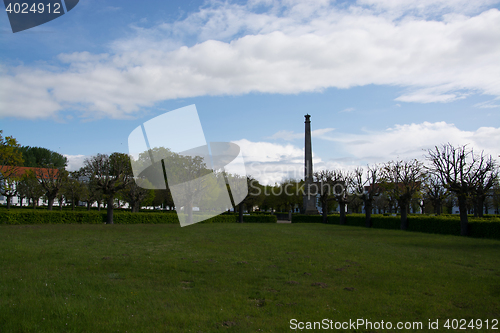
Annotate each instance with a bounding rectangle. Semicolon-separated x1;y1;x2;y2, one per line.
0;131;24;209
17;146;67;168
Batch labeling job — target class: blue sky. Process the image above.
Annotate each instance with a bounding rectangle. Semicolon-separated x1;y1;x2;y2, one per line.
1;0;499;184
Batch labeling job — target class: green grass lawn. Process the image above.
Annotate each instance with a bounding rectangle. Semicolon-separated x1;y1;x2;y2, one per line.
1;223;499;332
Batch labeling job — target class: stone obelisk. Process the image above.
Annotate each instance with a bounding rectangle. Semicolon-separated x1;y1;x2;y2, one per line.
303;114;318;214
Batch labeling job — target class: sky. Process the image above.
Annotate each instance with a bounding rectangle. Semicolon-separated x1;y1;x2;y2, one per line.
1;0;500;184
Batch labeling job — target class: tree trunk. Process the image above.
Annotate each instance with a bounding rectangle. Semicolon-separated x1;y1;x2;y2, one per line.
477;197;485;217
19;197;23;207
322;200;328;224
239;202;243;223
400;202;408;230
87;202;91;211
47;196;55;211
339;201;346;225
106;196;114;224
32;198;36;209
458;196;468;236
365;199;372;228
6;195;12;209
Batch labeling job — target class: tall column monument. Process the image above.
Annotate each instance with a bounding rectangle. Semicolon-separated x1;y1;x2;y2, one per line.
303;114;318;214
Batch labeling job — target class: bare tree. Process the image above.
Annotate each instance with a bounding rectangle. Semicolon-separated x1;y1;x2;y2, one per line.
353;165;381;227
469;155;498;217
427;143;497;236
381;159;425;230
331;170;352;225
422;173;448;215
82;153;133;224
314;170;336;223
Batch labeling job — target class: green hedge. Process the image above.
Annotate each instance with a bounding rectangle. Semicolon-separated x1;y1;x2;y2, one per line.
291;213;500;240
0;210;276;225
0;210;103;224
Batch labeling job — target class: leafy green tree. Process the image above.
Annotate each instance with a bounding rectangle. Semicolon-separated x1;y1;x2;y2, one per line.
17;146;67;168
0;131;24;209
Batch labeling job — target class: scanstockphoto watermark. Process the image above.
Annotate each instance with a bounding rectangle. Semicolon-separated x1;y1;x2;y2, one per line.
248;179;347;199
290;318;425;330
290;318;499;330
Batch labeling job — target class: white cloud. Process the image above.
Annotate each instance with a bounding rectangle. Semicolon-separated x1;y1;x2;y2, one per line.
64;154;88;171
339;107;355;113
236;122;500;184
2;0;500;119
474;99;500;108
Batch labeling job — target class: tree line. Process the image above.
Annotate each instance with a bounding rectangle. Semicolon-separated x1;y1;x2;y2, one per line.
1;130;499;234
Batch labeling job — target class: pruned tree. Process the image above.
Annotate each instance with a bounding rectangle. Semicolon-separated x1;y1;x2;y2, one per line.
331;170;352;225
423;173;449;215
427;143;497;236
469;155;498;217
381;159;425;230
314;170;336;223
82;153;133;224
35;167;68;210
63;171;84;211
352;165;381;227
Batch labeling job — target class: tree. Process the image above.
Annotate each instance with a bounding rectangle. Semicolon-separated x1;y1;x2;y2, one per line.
469;155;498;217
331;170;352;225
17;146;67;168
35;167;68;210
63;171;84;211
353;165;381;227
119;179;155;213
381;159;425;230
427;144;497;236
0;131;24;209
422;173;448;215
17;170;44;209
314;170;336;223
82;153;133;224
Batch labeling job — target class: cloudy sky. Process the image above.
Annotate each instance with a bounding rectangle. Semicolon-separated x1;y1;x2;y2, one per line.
1;0;499;184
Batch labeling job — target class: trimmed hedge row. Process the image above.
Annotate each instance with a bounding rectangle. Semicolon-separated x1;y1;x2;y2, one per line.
292;213;500;240
0;210;277;225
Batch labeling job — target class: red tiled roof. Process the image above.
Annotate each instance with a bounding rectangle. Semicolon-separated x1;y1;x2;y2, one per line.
0;166;60;179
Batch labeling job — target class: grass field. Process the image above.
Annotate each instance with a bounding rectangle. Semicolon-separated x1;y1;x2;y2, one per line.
1;223;499;332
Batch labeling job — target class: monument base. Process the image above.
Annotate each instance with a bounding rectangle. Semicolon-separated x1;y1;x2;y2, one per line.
304;209;319;215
